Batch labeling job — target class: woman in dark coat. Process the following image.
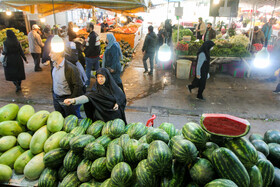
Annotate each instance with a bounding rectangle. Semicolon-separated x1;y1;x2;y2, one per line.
164;19;173;46
187;41;215;100
64;68;127;124
2;30;28;92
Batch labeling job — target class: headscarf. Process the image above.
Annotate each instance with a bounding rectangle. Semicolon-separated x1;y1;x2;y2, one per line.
4;30;19;49
6;30;19;43
197;40;215;62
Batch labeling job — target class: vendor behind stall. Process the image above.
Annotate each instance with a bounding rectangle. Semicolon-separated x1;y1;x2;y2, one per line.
101;20;109;33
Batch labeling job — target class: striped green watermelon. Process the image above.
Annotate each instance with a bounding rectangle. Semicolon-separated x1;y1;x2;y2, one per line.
90;157;110;180
169;135;184;150
201;142;219;162
70;126;86;136
123;139;139;164
94;135;111;149
186;182;200;187
159;122;176;139
70;134;95;153
256;159;275;187
190;158;215;185
147;140;172;174
100;178;116;187
146;128;169;144
63;150;83;172
101;120;112;137
79;118;92;131
86;120;105;138
109;119;125;138
106;144;124;171
125;123;135;133
182;122;208;149
264;130;280;144
135;159;157;187
119;134;130;149
172;138;198;164
258;151;267;160
43;148;68;168
249;133;264;142
108;138;120;147
59;133;75;149
84;142;105;161
38;168;58;187
127;122;148;140
268;143;280;168
205;179;238;187
59;171;81;187
111;162;132;186
80;179;102;187
248;165;263;187
138;135;147;144
63;115;78;133
224;137;258;168
252;140;269;156
272;167;280;187
211;147;250;187
135;143;149;161
77;159;93;182
176;129;183;136
58;166;68;181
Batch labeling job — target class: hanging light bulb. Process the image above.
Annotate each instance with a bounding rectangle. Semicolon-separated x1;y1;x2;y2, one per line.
213;0;220;5
253;47;270;68
158;43;172;62
51;35;65;53
73;26;79;32
40;18;46;23
6;9;12;16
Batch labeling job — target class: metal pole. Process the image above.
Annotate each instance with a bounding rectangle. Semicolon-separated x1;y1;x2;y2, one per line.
167;0;169;19
248;3;256;51
272;0;278;17
52;0;57;25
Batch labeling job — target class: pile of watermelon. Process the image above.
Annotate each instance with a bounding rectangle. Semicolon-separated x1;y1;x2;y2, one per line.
0;103;280;187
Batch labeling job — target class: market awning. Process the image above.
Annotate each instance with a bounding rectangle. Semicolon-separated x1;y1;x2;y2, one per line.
1;0;148;17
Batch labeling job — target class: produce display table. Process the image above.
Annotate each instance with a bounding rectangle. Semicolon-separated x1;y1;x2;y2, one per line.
3;171;38;187
176;55;253;78
112;25;142;49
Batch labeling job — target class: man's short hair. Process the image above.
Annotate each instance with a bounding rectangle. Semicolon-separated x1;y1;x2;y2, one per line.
207;23;212;26
199;17;203;21
88;22;94;30
43;27;51;33
148;25;153;32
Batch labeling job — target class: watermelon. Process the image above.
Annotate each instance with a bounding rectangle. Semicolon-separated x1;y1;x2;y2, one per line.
90;157;110;180
78;118;92;131
172;138;198;164
101;120;112;136
63;150;83;172
95;135;111;149
249;133;264;142
44;131;67;153
146;128;169;144
190;158;215;185
38;168;58;187
24;152;45;180
136;159;157;187
127;122;148;140
47;111;64;132
119;134;130;149
264;130;280;144
58;166;68;181
159;122;176;138
205;179;238;187
17;105;35;125
257;151;267;160
100;178;115;187
0;121;24;136
147;140;172;174
256;159;275;187
70;126;86;136
43;148;68;168
17;132;32;149
201;113;250;137
0;136;17;152
106;144;124;171
30;125;50;155
0;164;12;183
135;143;149;161
14;150;34;174
125;123;135;133
138;135;147;144
84;142;105;161
209;134;227;147
108;138;120;147
0;103;19;122
77;159;93;182
63;115;78;133
59;171;81;187
176;129;183;136
186;182;200;187
70;134;95;153
123;139;139;164
59;133;75;149
86;120;105;138
267;143;280;168
182;122;208;149
211;147;250;187
251;139;269;156
111;162;132;186
202;142;219;161
27;110;49;132
109;118;125;138
248;165;263;187
0;146;25;168
272;167;280;187
224;137;258;168
169;135;184;150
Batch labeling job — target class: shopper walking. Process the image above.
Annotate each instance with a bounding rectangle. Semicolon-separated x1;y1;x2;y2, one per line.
164;19;173;46
187;41;215;100
50;37;85;118
262;18;275;47
84;22;101;87
156;23;166;64
28;24;44;72
2;30;28;92
204;23;216;41
64;68;127;124
102;33;124;92
195;17;206;40
42;27;54;67
142;26;157;75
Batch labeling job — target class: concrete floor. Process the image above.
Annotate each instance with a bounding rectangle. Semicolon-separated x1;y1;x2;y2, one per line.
0;37;279;137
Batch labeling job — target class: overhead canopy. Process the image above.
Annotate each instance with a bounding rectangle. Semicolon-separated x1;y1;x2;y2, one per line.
2;0;148;17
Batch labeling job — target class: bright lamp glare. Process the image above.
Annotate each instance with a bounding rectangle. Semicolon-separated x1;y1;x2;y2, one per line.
120;16;127;23
253;47;270;68
6;10;12;16
213;0;220;4
51;35;65;53
73;27;79;32
158;44;171;62
40;18;46;23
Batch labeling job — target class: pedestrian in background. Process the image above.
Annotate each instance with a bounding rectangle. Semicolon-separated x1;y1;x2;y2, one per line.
204;23;216;41
42;27;54;67
196;17;206;40
67;22;77;42
156;23;166;64
84;22;101;87
28;24;44;72
102;33;124;92
2;30;28;92
142;25;157;75
64;68;127;124
188;41;215;100
164;19;173;46
262;18;275;47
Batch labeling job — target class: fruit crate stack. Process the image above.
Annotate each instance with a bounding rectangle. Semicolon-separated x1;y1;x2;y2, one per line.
0;103;279;187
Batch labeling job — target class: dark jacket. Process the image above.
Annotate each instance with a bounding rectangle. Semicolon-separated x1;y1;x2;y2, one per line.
3;39;26;81
101;23;109;33
204;28;216;41
52;60;85;98
142;31;157;53
157;29;166;47
252;30;265;44
84;31;101;58
42;35;54;63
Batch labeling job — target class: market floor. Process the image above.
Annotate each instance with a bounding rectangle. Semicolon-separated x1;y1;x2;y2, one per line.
0;36;279;136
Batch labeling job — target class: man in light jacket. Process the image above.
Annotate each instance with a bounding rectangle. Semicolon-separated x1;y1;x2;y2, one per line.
196;17;206;40
28;24;44;72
